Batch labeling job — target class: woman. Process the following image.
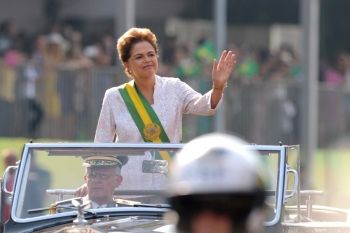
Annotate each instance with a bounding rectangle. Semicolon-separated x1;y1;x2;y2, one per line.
94;27;236;144
77;28;236;196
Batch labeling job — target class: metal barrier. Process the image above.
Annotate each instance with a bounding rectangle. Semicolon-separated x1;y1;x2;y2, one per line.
0;65;126;140
0;65;349;147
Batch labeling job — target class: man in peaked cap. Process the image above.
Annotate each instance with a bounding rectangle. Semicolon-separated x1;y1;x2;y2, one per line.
82;155;128;209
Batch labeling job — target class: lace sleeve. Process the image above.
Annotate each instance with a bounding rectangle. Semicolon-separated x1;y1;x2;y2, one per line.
94;91;116;142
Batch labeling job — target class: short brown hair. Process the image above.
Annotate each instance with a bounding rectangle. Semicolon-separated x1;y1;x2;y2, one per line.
116;27;158;64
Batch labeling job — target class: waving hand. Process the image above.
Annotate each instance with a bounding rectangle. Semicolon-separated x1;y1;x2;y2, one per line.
212;50;237;90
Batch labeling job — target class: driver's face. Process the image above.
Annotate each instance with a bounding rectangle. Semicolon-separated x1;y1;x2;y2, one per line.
84;166;123;205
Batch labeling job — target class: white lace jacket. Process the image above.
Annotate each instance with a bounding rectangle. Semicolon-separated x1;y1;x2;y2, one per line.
94;75;221;143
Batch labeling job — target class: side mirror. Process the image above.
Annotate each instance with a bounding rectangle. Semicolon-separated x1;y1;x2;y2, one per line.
2;166;18;195
142;160;168;174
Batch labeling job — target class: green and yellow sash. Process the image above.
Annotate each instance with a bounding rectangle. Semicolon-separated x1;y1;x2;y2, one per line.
119;81;172;161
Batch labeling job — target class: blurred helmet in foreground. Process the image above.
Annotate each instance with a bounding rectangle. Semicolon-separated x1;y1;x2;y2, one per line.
167;133;267;233
168;133;266;196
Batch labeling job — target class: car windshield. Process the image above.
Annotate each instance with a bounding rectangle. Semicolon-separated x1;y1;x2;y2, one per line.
10;143;296;227
12;143;181;220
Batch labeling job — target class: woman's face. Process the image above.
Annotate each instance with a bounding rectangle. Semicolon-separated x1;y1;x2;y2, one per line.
124;41;158;80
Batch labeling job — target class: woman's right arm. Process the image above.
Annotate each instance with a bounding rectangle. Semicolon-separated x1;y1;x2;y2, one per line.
94;91;116;142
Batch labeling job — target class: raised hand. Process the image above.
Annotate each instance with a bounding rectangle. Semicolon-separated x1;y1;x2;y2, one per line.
212;50;237;90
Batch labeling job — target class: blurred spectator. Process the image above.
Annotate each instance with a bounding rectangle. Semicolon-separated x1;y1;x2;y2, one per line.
158;35;177;75
83;42;112;68
174;37;216;81
23;58;44;138
248;44;299;83
2;149;17;190
162;35;177;66
0;44;25;103
1;149;18;220
101;33;117;65
0;29;26;138
29;34;47;124
32;34;47;65
46;32;67;64
3;45;25;68
175;44;201;79
324;51;349;87
63;30;93;70
236;48;260;83
0;24;26;103
339;51;350;131
279;44;301;80
344;52;350;88
194;37;216;65
0;19;17;57
40;32;65;118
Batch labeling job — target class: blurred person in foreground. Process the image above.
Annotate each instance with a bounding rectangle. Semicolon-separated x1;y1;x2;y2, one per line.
94;27;237;144
167;133;267;233
82;155;128;208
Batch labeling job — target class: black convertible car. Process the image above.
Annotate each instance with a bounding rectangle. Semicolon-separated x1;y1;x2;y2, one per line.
1;142;350;232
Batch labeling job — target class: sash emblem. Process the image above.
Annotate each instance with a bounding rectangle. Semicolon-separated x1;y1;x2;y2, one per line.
144;123;161;141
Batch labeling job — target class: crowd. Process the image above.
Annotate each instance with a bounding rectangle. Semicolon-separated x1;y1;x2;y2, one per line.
1;19;350;143
0;20;116;70
0;20;307;82
1;19;350;84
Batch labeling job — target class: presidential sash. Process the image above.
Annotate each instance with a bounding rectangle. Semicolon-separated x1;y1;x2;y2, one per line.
119;81;172;161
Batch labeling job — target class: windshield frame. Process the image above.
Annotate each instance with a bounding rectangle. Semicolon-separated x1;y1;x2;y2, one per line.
9;142;297;228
